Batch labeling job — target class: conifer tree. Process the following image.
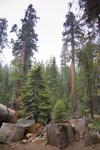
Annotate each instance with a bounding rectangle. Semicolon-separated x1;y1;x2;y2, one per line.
52;99;67;123
62;10;81;116
77;42;98;118
0;18;8;53
79;0;100;30
44;57;60;107
61;44;71;97
10;4;39;109
11;4;39;73
21;64;50;124
0;64;13;105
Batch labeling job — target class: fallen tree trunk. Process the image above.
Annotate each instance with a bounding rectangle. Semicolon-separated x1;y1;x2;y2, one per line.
0;103;20;125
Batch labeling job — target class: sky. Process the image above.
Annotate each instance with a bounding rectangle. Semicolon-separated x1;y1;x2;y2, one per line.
0;0;77;67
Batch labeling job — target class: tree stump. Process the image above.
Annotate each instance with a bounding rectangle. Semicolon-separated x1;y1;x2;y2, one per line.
0;123;25;144
84;132;100;146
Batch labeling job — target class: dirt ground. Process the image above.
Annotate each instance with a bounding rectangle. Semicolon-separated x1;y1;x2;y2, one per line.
0;141;100;150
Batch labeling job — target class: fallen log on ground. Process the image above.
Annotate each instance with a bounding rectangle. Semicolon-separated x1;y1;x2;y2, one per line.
0;103;20;126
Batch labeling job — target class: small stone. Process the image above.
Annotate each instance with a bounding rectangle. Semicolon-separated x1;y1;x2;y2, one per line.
21;139;27;144
26;133;33;139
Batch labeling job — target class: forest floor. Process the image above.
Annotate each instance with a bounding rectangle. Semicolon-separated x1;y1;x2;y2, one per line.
0;141;100;150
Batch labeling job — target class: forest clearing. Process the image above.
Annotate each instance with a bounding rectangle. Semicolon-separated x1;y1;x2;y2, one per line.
0;141;100;150
0;0;100;150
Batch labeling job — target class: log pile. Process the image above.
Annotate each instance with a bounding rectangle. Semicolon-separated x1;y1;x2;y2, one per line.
0;103;100;148
21;128;46;144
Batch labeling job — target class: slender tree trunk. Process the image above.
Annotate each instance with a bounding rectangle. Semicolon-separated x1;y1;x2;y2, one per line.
70;18;77;117
63;65;69;96
15;44;25;110
15;81;21;110
70;63;77;116
85;54;94;119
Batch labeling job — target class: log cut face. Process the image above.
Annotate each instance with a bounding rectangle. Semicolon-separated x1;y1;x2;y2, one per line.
0;103;20;125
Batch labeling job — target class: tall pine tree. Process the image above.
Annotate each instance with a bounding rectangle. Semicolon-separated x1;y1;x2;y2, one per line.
11;4;39;73
44;57;60;107
10;4;39;109
0;18;8;53
62;9;81;116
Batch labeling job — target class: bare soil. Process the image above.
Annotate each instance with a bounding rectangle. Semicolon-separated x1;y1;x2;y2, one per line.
0;141;100;150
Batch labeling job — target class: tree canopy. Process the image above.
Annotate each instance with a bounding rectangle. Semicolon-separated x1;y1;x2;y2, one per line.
0;18;8;52
11;4;39;73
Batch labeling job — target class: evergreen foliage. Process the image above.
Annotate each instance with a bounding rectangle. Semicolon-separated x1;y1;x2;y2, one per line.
0;1;99;125
11;4;39;73
79;0;100;29
60;63;71;97
0;18;8;52
62;10;82;116
44;57;60;107
52;99;67;123
62;11;81;63
77;42;98;118
0;64;13;105
21;63;50;124
61;44;71;97
10;4;39;109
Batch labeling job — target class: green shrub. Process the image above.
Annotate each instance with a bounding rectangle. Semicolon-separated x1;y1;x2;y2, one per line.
91;119;100;131
52;99;67;123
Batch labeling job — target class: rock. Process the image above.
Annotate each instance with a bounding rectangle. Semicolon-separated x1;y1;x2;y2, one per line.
21;139;28;144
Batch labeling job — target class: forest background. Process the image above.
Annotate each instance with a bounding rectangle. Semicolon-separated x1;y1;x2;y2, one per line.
0;0;100;126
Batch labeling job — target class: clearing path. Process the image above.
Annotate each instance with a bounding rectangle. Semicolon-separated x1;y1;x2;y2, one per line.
0;141;100;150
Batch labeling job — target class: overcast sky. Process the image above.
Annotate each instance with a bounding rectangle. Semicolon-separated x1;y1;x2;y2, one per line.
0;0;77;67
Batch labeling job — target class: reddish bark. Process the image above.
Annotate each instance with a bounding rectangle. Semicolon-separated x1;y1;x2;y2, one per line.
70;63;77;115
